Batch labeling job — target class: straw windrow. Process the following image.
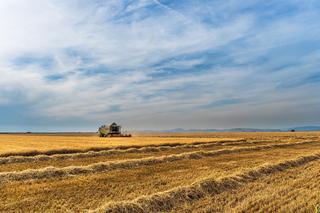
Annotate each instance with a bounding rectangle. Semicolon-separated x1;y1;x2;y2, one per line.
93;152;320;213
0;140;317;183
0;139;307;165
2;139;280;165
0;139;246;158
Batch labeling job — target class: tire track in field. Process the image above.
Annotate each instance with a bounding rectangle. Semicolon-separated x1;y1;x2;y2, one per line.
0;140;317;183
93;152;320;213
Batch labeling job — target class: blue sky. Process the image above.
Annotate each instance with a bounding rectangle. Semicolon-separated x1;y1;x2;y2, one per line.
0;0;320;131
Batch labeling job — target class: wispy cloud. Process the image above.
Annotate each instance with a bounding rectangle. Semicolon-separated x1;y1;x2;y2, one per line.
0;0;320;131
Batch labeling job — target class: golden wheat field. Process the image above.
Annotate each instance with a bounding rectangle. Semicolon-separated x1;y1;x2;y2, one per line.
0;132;320;212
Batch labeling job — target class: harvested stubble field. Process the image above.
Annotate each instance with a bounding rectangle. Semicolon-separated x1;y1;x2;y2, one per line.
0;132;320;212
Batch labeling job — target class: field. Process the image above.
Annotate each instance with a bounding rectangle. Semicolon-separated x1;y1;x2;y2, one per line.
0;132;320;212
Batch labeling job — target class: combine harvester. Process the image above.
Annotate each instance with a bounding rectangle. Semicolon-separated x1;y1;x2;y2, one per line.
98;122;131;137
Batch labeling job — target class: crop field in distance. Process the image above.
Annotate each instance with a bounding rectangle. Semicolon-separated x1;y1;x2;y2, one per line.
0;131;320;212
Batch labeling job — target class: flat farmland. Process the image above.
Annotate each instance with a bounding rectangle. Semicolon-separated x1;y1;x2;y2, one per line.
0;134;237;156
0;132;320;212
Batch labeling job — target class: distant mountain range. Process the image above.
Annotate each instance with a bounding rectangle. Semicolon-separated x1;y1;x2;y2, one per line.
155;126;320;132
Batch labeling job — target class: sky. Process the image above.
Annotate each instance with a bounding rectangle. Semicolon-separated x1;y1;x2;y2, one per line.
0;0;320;131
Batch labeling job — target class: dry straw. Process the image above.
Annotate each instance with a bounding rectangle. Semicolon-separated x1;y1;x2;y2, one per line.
0;139;246;158
92;152;320;213
0;139;306;165
0;139;267;165
0;140;317;183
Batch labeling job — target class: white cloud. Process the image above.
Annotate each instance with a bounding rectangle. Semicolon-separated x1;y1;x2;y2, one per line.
0;0;319;130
